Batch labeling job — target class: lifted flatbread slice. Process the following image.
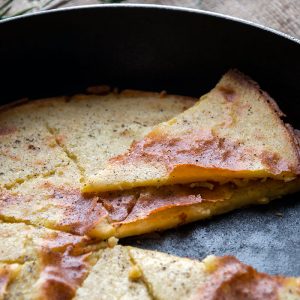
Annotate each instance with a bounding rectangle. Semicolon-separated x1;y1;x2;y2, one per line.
83;70;300;192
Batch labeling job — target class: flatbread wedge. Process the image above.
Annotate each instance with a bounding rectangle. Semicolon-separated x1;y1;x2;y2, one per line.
1;86;300;240
1;159;299;240
74;245;151;300
83;70;300;193
1;231;299;300
0;222;107;300
75;245;300;300
0;91;195;238
1;74;300;299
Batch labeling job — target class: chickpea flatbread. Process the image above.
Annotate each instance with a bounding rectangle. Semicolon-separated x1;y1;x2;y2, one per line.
84;70;300;192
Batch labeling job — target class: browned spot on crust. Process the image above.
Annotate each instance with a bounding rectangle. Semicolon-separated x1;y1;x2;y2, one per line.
0;187;108;236
260;151;291;175
52;188;108;235
118;186;203;224
42;231;90;254
195;256;284;300
99;192;139;222
118;184;233;224
0;127;17;136
37;243;91;300
55;134;65;144
110;126;295;176
218;86;236;102
34;229;94;300
0;268;11;298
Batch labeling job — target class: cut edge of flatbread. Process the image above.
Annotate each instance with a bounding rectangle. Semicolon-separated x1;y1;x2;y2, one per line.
90;177;300;239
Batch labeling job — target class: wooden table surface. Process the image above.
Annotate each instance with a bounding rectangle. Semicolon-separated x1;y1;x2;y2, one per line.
2;0;300;39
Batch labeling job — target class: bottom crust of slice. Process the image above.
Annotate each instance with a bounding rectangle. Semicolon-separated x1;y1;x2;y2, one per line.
92;178;300;239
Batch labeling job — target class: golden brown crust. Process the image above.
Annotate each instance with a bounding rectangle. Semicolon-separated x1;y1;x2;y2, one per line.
0;267;12;298
110;129;293;176
37;248;90;300
194;256;286;300
99;192;139;222
85;70;300;193
118;185;215;224
97;184;235;225
0;187;109;235
1;76;300;299
35;228;94;300
49;188;108;235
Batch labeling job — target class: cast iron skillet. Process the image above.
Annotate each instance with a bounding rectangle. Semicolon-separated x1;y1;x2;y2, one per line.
0;4;299;276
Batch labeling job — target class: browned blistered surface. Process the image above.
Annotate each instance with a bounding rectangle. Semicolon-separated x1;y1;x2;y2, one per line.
193;256;300;300
84;70;300;193
0;77;300;298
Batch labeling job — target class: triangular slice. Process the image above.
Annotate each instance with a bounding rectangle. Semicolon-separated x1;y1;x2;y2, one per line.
74;246;151;300
0;222;99;300
1;87;300;241
128;247;300;300
75;245;300;300
127;246;207;300
83;70;300;192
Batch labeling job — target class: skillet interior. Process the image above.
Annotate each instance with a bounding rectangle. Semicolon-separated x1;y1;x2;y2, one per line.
0;4;299;276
